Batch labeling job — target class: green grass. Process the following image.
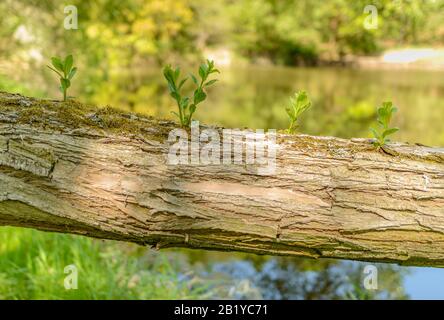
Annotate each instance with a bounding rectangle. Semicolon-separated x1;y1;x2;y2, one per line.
0;227;209;299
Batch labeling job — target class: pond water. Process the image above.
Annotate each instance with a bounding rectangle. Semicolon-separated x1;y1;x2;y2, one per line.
4;64;444;299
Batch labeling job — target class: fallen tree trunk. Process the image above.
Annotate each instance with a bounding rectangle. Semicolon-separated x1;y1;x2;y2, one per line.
1;92;444;266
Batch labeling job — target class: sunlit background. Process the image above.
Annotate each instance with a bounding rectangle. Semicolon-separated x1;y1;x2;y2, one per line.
1;0;444;299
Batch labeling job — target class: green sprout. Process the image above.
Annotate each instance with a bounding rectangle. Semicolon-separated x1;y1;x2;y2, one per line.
47;54;77;101
370;101;399;149
285;91;312;134
163;60;219;127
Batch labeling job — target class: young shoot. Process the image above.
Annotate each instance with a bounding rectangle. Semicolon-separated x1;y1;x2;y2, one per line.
47;54;77;101
285;91;312;134
163;60;219;127
370;101;399;149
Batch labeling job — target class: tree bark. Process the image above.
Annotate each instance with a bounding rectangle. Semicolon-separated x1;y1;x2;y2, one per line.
1;91;444;266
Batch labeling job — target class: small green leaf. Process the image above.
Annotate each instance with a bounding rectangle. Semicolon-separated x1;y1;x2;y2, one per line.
190;74;199;85
204;79;218;87
178;78;188;90
167;82;176;94
64;55;73;74
68;67;77;80
174;67;180;81
163;65;173;81
382;127;399;138
51;57;64;72
171;91;181;102
180;97;190;110
199;64;208;80
47;65;62;77
193;88;207;105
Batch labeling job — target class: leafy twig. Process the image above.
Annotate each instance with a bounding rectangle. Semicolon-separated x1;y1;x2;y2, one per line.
285;91;312;134
163;60;219;127
47;55;77;101
370;101;399;149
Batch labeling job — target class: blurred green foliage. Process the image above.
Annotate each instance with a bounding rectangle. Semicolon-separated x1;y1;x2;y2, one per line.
2;0;444;68
229;0;444;63
0;227;211;299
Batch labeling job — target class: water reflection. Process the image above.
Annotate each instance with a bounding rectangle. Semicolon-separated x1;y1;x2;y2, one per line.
162;250;408;300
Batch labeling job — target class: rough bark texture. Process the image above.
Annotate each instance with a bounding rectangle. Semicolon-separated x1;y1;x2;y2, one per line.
1;92;444;266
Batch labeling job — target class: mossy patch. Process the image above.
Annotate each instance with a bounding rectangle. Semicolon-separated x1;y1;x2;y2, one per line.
0;91;176;142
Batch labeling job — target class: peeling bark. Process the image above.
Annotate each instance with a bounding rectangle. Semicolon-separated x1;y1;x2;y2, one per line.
1;92;444;266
